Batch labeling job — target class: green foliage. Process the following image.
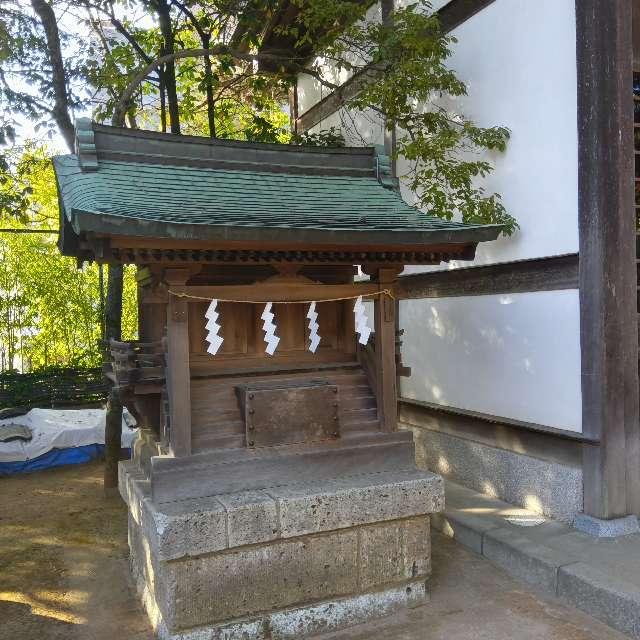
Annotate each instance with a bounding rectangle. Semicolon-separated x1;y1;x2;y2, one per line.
0;0;519;376
290;127;346;147
0;367;108;408
0;146;137;372
294;0;517;234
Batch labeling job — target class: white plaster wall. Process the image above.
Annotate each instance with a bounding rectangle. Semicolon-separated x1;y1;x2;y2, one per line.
399;0;582;430
297;0;583;431
308;108;385;147
400;290;583;431
302;0;580;268
405;0;578;269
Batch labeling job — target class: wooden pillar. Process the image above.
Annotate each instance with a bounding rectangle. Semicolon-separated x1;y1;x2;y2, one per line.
165;268;192;457
370;267;401;432
577;0;640;518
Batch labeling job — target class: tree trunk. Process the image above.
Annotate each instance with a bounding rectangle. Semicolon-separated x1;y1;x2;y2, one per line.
103;385;123;492
201;34;216;138
159;68;167;133
103;263;124;491
155;0;180;134
30;0;75;152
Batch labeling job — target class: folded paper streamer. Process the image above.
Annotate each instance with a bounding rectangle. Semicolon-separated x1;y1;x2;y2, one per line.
353;295;372;346
205;299;224;355
261;302;280;355
307;302;321;353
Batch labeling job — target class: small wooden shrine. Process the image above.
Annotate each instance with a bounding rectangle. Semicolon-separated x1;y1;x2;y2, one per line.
54;119;500;639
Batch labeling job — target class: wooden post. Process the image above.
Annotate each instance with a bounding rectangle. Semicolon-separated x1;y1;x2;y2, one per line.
577;0;640;518
103;263;124;492
165;268;192;457
370;267;401;432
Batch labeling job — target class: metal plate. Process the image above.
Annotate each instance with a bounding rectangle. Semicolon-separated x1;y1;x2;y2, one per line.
238;380;339;448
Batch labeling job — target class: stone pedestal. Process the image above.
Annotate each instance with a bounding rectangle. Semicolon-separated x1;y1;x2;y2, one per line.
119;441;444;640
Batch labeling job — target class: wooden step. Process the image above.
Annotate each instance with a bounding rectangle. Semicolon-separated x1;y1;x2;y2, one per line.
340;407;378;423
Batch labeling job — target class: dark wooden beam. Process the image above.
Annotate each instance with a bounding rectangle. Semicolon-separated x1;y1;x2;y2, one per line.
399;397;598;447
577;0;640;519
437;0;496;33
396;254;578;299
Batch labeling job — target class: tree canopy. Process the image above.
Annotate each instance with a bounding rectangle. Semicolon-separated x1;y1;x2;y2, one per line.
0;144;138;371
0;0;516;372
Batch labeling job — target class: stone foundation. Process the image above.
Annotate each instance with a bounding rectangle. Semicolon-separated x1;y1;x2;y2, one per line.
405;424;583;523
119;459;443;639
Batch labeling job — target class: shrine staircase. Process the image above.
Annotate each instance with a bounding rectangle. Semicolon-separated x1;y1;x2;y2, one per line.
190;362;381;453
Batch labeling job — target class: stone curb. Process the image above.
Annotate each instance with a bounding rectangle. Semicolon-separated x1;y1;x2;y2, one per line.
433;503;640;639
557;563;640;639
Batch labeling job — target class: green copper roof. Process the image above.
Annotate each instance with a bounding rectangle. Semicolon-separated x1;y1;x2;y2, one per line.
53;122;502;251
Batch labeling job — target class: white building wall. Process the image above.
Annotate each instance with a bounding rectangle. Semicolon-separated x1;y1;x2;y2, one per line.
297;0;583;431
401;290;583;431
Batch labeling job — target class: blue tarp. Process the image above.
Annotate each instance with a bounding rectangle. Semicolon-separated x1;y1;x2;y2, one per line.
0;444;130;476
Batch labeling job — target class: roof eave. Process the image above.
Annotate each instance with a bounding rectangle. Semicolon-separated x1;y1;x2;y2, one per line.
72;209;502;250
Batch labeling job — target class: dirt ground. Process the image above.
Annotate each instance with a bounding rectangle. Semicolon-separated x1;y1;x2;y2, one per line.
0;460;153;640
0;461;627;640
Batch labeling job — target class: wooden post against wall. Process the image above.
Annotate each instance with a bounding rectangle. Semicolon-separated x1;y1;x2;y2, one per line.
165;268;192;457
577;0;640;518
370;267;401;432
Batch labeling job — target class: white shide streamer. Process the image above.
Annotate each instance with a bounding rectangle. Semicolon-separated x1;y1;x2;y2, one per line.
307;301;321;353
261;302;280;355
204;299;224;355
353;295;372;346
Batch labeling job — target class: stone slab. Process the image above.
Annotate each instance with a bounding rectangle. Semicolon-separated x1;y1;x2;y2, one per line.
269;469;444;538
431;511;496;555
431;478;640;640
120;462;444;560
573;513;640;538
557;562;640;639
166;528;360;629
121;453;442;638
124;470;228;561
482;526;573;594
129;508;433;633
217;489;279;548
358;518;431;590
150;434;416;503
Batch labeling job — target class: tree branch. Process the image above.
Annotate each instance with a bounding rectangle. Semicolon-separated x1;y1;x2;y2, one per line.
30;0;75;152
112;47;338;127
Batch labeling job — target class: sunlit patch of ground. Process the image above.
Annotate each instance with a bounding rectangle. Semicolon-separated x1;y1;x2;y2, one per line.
0;460;153;640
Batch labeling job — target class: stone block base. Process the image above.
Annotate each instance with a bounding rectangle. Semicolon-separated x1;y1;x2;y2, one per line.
573;513;640;538
138;573;428;640
120;460;443;639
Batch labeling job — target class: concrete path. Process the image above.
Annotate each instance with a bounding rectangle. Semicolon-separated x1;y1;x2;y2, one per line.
0;462;628;640
432;480;640;639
